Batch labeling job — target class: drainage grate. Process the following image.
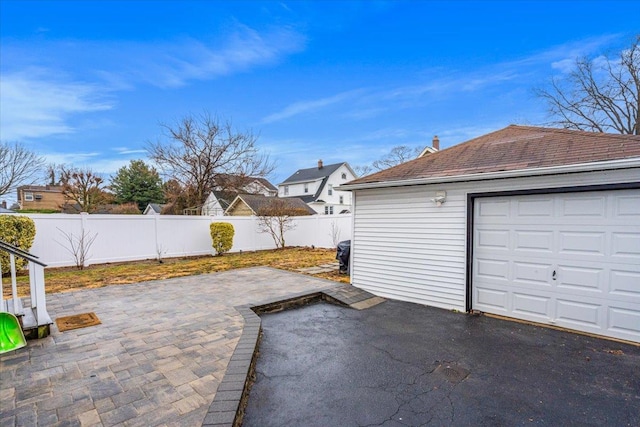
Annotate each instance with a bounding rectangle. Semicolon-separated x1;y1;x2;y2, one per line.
433;362;470;383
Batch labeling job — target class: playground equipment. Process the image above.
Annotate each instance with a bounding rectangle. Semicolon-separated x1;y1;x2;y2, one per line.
0;312;27;354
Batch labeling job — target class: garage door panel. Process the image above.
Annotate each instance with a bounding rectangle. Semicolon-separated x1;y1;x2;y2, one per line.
555;299;601;328
560;196;606;218
475;288;508;311
512;293;551;318
475;258;509;280
477;199;509;218
514;230;553;252
516;198;554;216
608;307;640;339
513;262;553;286
558;232;606;256
556;265;603;292
616;195;640;216
473;189;640;343
609;270;640;299
476;229;509;249
611;232;640;259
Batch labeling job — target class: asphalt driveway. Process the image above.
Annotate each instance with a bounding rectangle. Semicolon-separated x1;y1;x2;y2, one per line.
244;299;640;426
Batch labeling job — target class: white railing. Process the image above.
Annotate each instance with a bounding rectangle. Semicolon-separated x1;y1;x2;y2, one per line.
0;240;52;331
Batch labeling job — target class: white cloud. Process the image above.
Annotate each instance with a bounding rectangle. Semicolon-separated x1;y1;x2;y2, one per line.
1;23;306;141
111;147;147;155
42;151;145;176
117;25;306;88
0;70;112;140
261;89;363;124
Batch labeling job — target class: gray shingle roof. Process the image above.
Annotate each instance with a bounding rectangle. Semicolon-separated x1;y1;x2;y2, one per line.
230;195;316;215
346;125;640;186
280;162;345;184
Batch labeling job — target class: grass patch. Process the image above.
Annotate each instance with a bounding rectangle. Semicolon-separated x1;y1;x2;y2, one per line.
3;247;349;298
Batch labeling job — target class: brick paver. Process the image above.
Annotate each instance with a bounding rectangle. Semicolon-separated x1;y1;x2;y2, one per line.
0;267;338;427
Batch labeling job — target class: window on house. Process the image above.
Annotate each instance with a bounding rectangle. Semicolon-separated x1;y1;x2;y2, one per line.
339;195;344;204
341;173;347;179
24;192;34;201
304;183;309;193
35;194;43;200
284;185;289;195
325;206;334;215
328;184;333;196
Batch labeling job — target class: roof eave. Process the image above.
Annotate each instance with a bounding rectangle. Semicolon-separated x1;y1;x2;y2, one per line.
278;177;326;186
337;158;640;191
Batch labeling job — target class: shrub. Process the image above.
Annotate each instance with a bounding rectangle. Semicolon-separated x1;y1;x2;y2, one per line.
0;215;36;274
210;222;234;255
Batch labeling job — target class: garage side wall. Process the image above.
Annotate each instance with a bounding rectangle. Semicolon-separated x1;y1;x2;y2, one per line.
351;168;640;311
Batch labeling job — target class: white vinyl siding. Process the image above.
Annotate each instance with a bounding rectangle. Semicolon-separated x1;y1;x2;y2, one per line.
353;186;467;310
351;168;640;317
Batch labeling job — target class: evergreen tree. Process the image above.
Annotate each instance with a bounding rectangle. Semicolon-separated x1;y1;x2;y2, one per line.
110;160;164;211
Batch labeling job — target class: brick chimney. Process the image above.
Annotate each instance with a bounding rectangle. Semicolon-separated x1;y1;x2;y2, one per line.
432;135;440;150
318;159;323;169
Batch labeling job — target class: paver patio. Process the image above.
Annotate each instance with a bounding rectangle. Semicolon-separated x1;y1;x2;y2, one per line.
0;267;338;427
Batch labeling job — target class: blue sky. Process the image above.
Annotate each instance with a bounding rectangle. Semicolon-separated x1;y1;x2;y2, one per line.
1;0;639;190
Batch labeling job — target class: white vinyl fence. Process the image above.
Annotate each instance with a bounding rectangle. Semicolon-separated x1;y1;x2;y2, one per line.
18;213;352;268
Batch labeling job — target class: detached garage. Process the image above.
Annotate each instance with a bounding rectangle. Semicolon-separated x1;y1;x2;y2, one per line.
340;125;640;343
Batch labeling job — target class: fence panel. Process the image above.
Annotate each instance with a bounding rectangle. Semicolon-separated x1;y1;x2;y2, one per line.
8;213;352;268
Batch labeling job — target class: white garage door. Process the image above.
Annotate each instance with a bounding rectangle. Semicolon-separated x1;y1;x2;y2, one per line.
472;189;640;343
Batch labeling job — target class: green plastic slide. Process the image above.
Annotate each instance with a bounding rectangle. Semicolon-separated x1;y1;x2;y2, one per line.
0;312;27;354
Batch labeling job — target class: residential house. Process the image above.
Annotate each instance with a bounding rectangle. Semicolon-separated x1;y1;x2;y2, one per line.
339;125;640;344
16;185;65;211
225;194;315;216
143;203;166;215
418;136;440;157
279;160;357;214
202;176;277;216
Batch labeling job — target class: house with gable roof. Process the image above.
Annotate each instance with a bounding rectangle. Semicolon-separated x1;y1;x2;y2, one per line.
279;160;357;214
339;125;640;344
225;194;315;216
202;176;278;216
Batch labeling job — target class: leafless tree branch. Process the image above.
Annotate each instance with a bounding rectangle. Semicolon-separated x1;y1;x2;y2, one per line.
0;142;45;197
147;112;275;212
536;35;639;135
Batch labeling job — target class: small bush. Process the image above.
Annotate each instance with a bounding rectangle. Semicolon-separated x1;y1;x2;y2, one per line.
0;215;37;274
210;222;234;255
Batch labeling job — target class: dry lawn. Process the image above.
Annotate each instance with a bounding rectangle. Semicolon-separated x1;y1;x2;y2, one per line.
3;247;349;298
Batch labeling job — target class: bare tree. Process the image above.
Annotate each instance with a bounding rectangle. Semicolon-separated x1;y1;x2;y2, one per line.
55;227;98;270
59;166;112;213
256;199;312;249
0;141;45;197
373;145;422;170
352;164;372;177
536;35;639;135
354;145;422;176
148;112;275;212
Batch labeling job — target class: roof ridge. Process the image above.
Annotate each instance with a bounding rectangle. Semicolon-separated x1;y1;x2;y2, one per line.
508;124;640;140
